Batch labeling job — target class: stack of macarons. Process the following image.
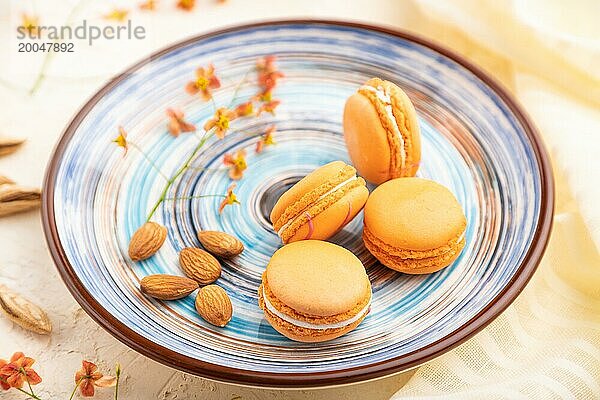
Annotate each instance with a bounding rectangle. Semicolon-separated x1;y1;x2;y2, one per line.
258;77;467;343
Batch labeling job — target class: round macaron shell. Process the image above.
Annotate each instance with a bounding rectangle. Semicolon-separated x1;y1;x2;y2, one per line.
343;93;392;185
285;184;369;243
364;178;467;252
265;240;370;317
269;160;352;226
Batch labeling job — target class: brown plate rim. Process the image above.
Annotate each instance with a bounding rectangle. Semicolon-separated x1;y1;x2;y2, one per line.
41;19;555;388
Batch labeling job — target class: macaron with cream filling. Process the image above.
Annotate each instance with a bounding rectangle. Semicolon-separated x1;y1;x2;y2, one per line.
343;77;421;184
270;161;369;244
258;240;372;342
363;178;467;274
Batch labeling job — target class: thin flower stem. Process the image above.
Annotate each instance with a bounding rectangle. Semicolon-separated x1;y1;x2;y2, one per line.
15;387;42;400
163;195;226;201
209;96;217;114
68;379;82;400
128;142;168;181
20;367;39;399
29;0;91;95
145;129;215;222
114;364;121;400
227;67;253;109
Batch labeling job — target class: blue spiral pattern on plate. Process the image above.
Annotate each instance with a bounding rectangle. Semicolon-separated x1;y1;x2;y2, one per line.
52;23;542;375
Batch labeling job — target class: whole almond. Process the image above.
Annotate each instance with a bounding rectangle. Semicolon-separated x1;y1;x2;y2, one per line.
0;175;15;186
129;222;167;261
195;285;232;327
198;231;244;258
0;184;41;217
0;285;52;335
140;274;198;300
179;247;221;285
0;136;25;157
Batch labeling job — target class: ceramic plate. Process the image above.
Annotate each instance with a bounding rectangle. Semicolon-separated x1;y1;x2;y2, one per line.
42;20;553;387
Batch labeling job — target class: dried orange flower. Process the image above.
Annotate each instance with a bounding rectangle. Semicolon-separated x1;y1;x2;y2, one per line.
177;0;196;11
0;359;9;390
166;108;196;137
185;64;221;100
257;55;284;94
223;150;247;180
139;0;157;10
0;360;9;391
219;183;240;214
113;126;128;155
253;90;272;103
0;352;42;389
20;14;40;38
255;125;276;153
257;99;281;116
235;101;254;118
204;107;236;139
75;360;116;397
103;8;129;22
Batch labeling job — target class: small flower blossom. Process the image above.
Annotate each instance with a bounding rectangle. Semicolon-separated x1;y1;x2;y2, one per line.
20;14;40;38
256;55;284;93
234;101;254;118
113;126;128;155
185;64;221;100
139;0;157;10
204;107;236;139
223;150;247;180
0;352;42;389
166;108;196;137
177;0;196;11
0;359;10;390
219;183;240;214
253;90;272;103
257;99;281;116
75;360;116;397
103;8;129;22
255;125;276;153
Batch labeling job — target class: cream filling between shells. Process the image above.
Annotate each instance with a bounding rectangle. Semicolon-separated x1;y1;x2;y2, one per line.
276;175;359;237
263;287;371;330
360;85;407;171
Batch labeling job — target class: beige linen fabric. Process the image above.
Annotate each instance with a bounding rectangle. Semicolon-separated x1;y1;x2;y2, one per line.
393;0;600;398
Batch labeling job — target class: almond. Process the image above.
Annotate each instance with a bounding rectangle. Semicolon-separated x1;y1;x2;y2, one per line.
198;230;244;258
0;175;15;186
140;274;198;300
195;285;232;327
179;247;221;285
0;284;52;335
0;136;25;157
0;184;41;217
128;222;167;261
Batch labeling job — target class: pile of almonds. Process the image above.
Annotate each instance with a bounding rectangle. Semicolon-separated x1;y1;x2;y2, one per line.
130;225;242;327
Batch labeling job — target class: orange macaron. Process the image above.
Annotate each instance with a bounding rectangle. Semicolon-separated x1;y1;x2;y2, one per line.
258;240;372;342
343;78;421;184
270;161;369;244
363;178;467;274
